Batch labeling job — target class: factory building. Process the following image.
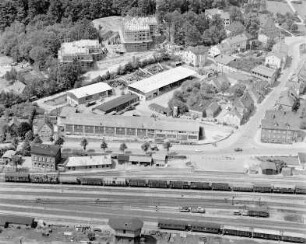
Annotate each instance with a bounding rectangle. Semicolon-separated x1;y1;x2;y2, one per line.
67;82;112;106
128;67;196;100
61;112;204;143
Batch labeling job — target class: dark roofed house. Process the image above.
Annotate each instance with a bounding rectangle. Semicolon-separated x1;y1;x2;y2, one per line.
181;45;208;67
205;102;221;118
260;162;277;175
31;144;61;171
94;94;139;115
109;217;143;244
261;110;304;144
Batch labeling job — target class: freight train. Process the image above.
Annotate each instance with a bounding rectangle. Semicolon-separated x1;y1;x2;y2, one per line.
158;220;306;243
3;172;306;195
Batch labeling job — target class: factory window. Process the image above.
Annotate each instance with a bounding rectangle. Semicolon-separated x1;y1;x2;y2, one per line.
74;125;83;133
105;127;115;135
137;129;146;136
66;125;73;132
116;127;126;135
95;126;104;134
126;128;136;135
85;126;94;134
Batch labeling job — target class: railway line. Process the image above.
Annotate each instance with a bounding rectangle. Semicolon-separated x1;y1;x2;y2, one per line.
0;183;305;234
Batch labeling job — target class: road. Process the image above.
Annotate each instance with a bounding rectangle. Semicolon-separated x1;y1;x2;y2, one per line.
0;183;305;233
285;0;304;25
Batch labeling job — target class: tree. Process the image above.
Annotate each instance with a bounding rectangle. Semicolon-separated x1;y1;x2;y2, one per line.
141;141;150;153
33;135;43;144
25;130;34;142
54;137;65;146
80;138;88;151
100;139;108;153
49;136;54;142
163;141;172;153
21;138;31;156
119;143;127;153
11;137;19;150
17;121;31;139
230;7;244;23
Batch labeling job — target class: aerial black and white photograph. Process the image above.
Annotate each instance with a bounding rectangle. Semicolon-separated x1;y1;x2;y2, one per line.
0;0;306;243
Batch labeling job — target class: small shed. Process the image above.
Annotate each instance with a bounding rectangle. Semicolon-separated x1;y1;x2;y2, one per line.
152;153;167;166
282;167;293;176
109;217;143;243
117;154;130;164
129;155;153;166
260;162;277;175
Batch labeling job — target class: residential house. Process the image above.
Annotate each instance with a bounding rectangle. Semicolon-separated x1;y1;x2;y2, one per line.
207;73;231;91
1;150;16;165
276;88;299;111
251;65;278;85
181;45;208;67
265;52;286;70
109;218;143;244
205;9;231;27
31;144;61;171
225;21;246;36
258;18;281;45
215;55;237;73
205;102;221;118
188;105;205;119
233;91;255;123
261;110;304;144
64;155;113;171
33;118;54;141
3;80;26;95
220;33;249;54
218;108;243;126
209;45;222;57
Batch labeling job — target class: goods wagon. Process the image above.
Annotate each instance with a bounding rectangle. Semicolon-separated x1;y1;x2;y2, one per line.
128;178;147;187
211;183;231;191
253;183;272;193
169;180;189;189
223;225;252;238
5;172;30;182
148;179;168;188
190;181;211;190
78;177;103;185
190;222;221;234
30;173;59;184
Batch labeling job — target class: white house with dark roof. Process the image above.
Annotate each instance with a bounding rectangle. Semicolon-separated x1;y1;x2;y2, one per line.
265;52;286;70
180;45;208;67
67;82;112;106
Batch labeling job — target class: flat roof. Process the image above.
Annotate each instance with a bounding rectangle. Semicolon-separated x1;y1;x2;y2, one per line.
128;67;197;94
66;155;112;167
129;155;152;163
64;113;200;132
223;225;252;232
253;228;280;235
94;94;139;112
252;65;276;78
67;82;112;99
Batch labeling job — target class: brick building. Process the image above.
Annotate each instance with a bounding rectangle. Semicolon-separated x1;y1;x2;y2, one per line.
261;110;304;144
31;144;61;171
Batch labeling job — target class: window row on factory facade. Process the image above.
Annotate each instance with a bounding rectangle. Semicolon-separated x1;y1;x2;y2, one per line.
32;155;55;163
65;124;198;139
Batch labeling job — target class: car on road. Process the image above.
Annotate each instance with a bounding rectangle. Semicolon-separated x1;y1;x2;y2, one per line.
179;206;190;212
190;207;205;213
234;148;243;152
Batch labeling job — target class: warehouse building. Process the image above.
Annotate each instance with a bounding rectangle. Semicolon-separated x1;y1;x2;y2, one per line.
93;94;139;114
64;155;113;171
67;82;112;106
62;112;204;143
128;67;197;100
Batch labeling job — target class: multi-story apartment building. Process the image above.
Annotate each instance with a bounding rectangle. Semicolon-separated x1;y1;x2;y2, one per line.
120;17;159;52
261;110;303;144
58;39;107;71
31;144;61;171
60;112;204;143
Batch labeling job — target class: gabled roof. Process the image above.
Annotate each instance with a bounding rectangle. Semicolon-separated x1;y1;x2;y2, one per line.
95;94;139;113
226;21;245;32
215;55;236;65
109;218;143;231
205;8;230;19
261;110;301;130
260;162;276;171
66;155;112;167
222;33;248;45
252;65;276;78
31;144;61;157
35;119;53;133
187;45;209;55
129;155;152;163
2;150;16;159
3;80;26;95
207;102;220;113
67;82;112;99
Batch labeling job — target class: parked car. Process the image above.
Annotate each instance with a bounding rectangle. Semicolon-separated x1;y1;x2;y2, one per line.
234;148;243;152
